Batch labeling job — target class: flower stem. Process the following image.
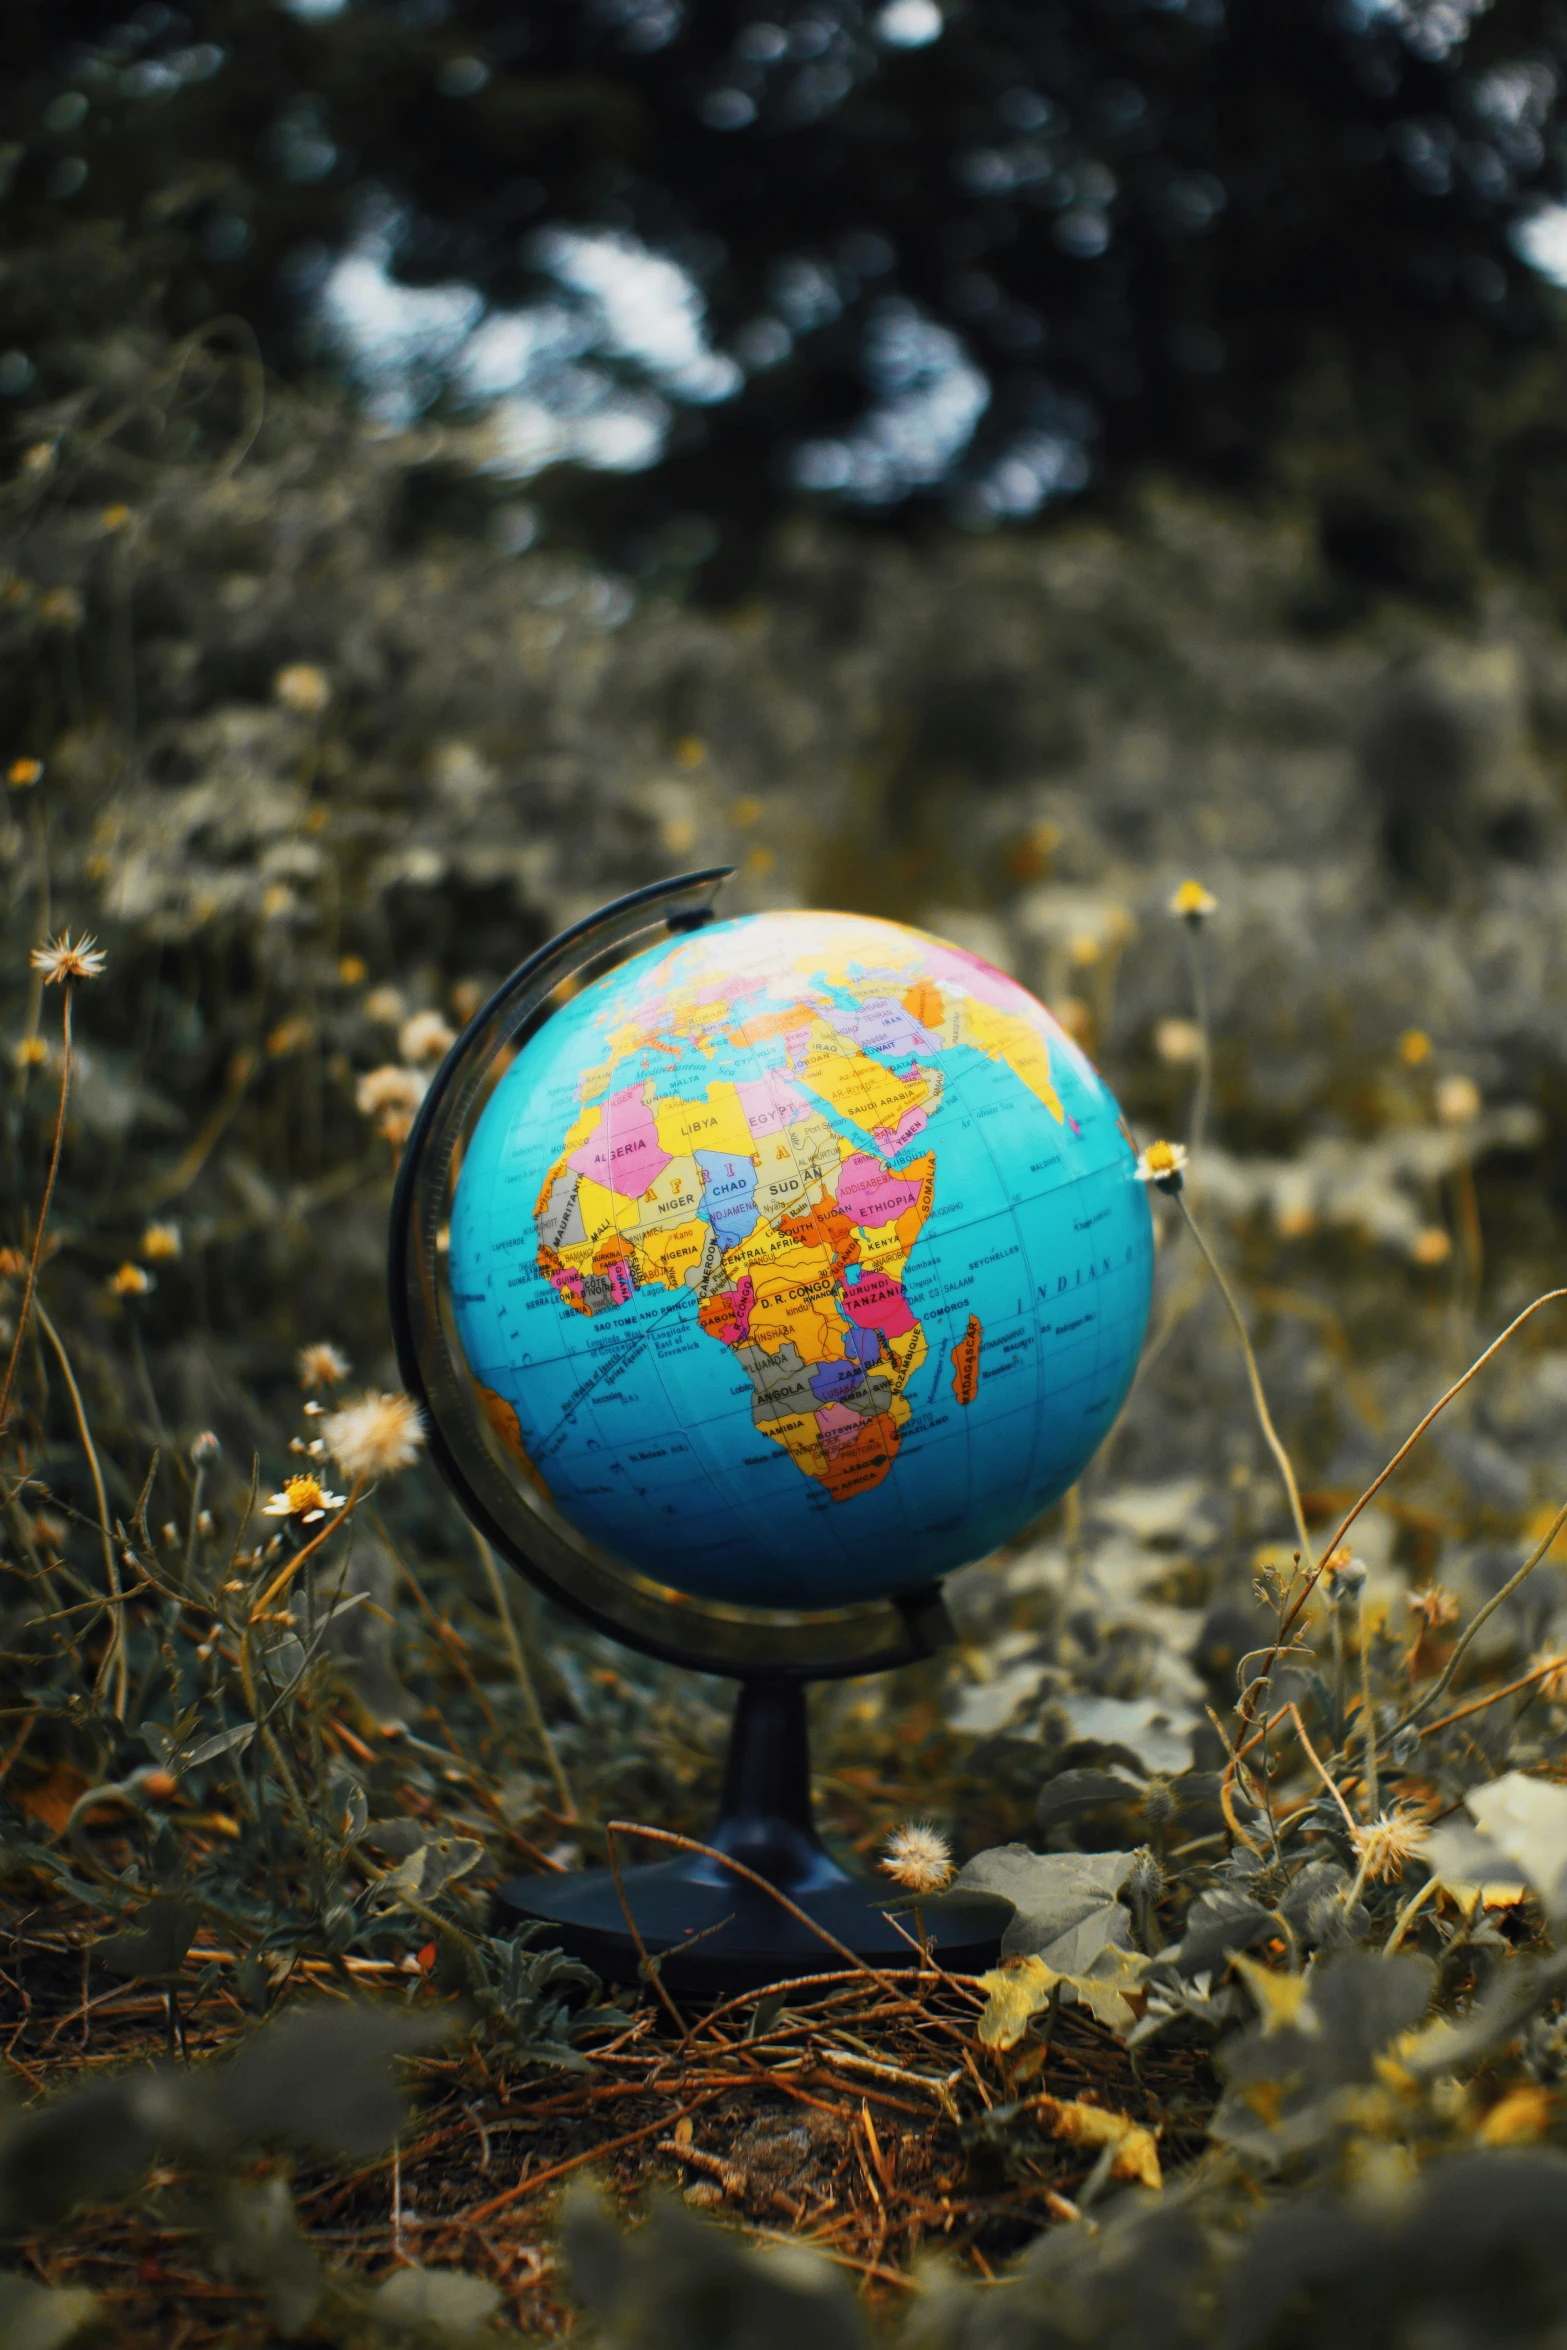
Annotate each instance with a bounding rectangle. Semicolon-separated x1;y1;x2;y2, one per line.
1175;1189;1309;1560
0;986;73;1439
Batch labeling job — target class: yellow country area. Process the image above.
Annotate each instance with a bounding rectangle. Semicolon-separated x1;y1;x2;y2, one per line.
747;1256;849;1364
626;1155;705;1233
636;1218;711;1289
717;1215;801;1285
960;999;1065;1123
654;1084;755;1159
856;1221;912;1279
800;1040;929;1138
756;1410;829;1481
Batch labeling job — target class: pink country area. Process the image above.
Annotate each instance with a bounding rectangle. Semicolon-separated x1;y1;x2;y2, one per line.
736;1070;811;1137
567;1085;672;1198
841;1267;916;1338
816;1400;866;1455
935;941;1050;1025
872;1104;928;1154
547;1265;586;1309
836;1152;925;1228
606;1259;636;1305
706;1275;755;1344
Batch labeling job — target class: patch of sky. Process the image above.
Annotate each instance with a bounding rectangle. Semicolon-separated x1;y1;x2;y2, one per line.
317;214;741;476
791;300;989;504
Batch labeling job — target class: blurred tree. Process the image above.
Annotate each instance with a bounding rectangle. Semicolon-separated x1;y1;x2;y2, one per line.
5;0;1567;599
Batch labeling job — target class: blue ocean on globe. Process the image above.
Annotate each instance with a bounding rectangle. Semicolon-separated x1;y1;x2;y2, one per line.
449;910;1153;1608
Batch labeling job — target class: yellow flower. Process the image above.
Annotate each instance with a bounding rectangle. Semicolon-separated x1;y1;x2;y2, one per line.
880;1822;954;1895
262;1473;346;1525
321;1391;425;1482
265;1017;311;1059
1398;1028;1432;1067
109;1262;153;1297
12;1035;48;1069
298;1342;351;1390
38;588;84;631
273;663;331;715
1168;879;1217;923
140;1221;182;1263
1134;1138;1188;1191
337;955;368;987
1350;1808;1430;1884
31;932;106;986
398;1011;456;1065
7;758;43;789
100;503;132;532
1410;1226;1452;1267
363;985;406;1026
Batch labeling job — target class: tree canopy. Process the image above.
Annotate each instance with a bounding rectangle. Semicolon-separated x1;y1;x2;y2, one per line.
7;0;1567;595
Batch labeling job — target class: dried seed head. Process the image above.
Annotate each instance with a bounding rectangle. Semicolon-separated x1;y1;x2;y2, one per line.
354;1064;426;1118
321;1390;426;1483
398;1010;457;1065
1322;1549;1369;1609
297;1341;351;1391
1351;1808;1430;1883
879;1821;954;1895
31;931;106;986
1407;1585;1460;1632
273;662;331;715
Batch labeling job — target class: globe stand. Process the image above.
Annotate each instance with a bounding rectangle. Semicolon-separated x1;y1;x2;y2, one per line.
494;1672;1010;1994
388;872;1041;2004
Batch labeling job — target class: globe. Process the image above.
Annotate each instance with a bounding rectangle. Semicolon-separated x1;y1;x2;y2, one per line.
448;909;1153;1611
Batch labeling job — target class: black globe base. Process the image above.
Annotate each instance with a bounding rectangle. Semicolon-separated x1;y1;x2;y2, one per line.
493;1678;1011;1995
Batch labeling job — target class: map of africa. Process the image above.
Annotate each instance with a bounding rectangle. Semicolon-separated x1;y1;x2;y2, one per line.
449;911;1153;1609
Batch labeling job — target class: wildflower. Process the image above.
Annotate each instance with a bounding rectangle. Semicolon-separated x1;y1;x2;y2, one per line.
1168;879;1217;924
190;1430;222;1467
1407;1585;1460;1632
1350;1807;1430;1883
364;985;406;1026
399;1010;456;1065
298;1341;351;1390
1399;1028;1432;1067
108;1263;152;1298
140;1221;182;1262
22;443;56;476
0;1248;25;1279
1153;1016;1203;1068
100;503;132;532
260;883;296;922
273;662;331;715
1322;1549;1369;1609
1134;1138;1188;1193
1436;1073;1481;1127
13;1035;47;1068
355;1065;425;1119
322;1391;426;1483
879;1821;954;1895
262;1473;345;1525
337;954;368;986
1411;1226;1452;1267
31;932;105;986
7;758;43;788
38;587;84;630
265;1017;310;1059
450;977;484;1023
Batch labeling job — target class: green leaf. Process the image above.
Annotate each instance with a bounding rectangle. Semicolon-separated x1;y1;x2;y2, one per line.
374;1837;484;1906
950;1843;1136;1965
95;1898;199;1981
370;2264;503;2340
174;1722;256;1772
1464;1775;1567;1919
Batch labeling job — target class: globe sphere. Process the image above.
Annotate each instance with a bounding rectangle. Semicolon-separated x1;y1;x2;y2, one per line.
449;910;1152;1609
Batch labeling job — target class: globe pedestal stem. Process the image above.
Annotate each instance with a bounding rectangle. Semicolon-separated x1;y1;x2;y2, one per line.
493;1675;1010;1994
